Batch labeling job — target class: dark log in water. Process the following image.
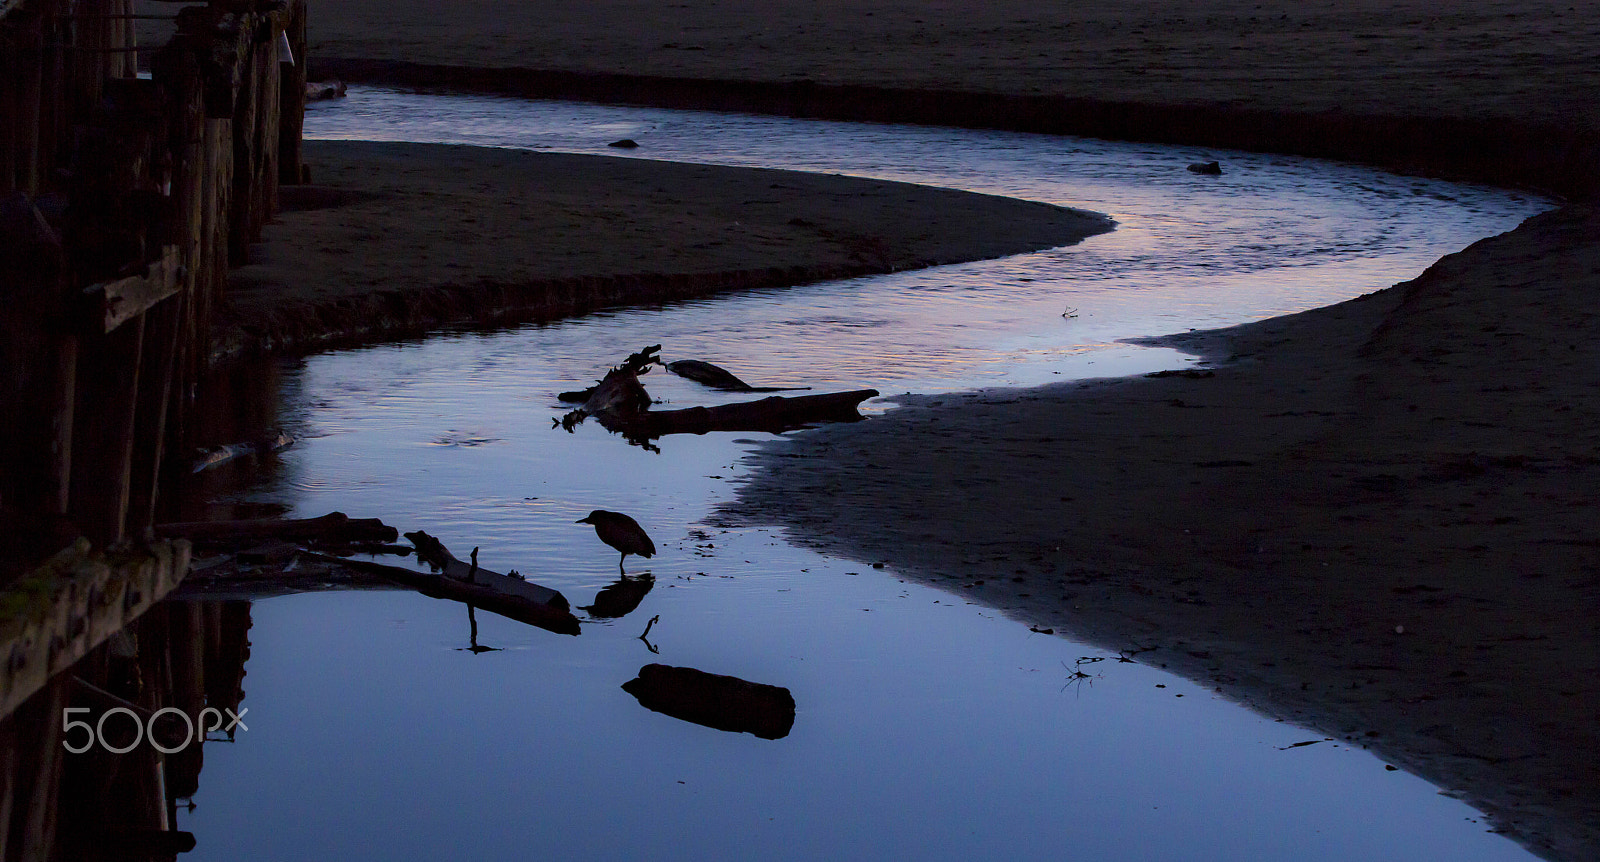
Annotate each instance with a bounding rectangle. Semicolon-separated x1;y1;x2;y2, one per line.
155;511;398;546
403;529;569;610
601;389;878;438
622;663;796;739
307;552;582;637
663;358;811;392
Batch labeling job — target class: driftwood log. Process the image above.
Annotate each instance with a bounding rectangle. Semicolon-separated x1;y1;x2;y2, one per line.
662;359;810;393
558;346;877;445
155;511;398;545
168;518;580;635
402;530;568;609
600;389;879;438
303;550;581;637
622;663;796;739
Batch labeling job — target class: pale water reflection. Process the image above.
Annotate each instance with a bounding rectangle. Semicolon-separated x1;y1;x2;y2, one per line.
171;95;1549;859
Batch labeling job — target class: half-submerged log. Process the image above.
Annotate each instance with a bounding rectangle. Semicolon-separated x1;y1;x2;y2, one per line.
622;663;796;739
601;389;878;439
155;511;397;545
190;431;294;472
312;550;581;637
403;529;569;610
663;359;811;393
558;345;874;447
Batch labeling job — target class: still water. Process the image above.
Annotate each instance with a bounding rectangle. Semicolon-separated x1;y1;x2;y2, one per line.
173;89;1549;860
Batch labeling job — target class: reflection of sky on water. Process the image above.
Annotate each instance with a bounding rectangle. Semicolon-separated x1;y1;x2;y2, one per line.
177;95;1544;859
302;87;1547;396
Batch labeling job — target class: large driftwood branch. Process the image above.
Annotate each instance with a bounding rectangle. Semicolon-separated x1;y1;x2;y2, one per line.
600;389;879;438
403;530;567;609
557;345;877;447
302;551;581;637
155;511;397;544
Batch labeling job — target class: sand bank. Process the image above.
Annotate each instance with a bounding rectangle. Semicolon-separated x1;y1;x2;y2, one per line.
217;140;1108;359
299;0;1600;199
729;205;1600;860
301;1;1597;129
206;1;1600;858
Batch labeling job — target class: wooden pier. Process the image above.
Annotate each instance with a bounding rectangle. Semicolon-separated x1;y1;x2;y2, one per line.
1;0;308;726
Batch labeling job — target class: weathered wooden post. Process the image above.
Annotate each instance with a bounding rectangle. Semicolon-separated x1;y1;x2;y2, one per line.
68;317;146;546
151;47;209;461
1;29;17;192
14;13;44;194
10;678;68;860
0;193;76;516
278;0;307;185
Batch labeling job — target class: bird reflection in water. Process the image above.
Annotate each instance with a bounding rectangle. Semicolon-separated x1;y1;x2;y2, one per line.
579;574;655;619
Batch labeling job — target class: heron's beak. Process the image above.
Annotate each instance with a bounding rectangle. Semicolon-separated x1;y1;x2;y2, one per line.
575;517;589;524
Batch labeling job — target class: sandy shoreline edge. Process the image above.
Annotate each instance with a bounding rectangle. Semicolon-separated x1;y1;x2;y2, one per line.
217;140;1110;362
728;204;1600;860
311;57;1600;202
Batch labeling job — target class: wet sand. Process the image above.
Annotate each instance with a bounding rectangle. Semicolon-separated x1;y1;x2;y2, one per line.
729;204;1600;860
240;1;1599;858
303;0;1598;133
219;140;1108;359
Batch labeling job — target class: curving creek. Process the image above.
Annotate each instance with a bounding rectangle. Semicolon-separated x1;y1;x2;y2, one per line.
168;87;1550;860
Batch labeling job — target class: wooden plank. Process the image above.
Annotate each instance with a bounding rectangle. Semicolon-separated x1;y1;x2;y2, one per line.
79;245;183;334
0;539;191;721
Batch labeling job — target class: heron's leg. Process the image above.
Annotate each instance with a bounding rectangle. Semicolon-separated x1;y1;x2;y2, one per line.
619;552;627;575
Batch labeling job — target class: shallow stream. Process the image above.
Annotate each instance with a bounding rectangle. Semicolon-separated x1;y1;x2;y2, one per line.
172;88;1549;860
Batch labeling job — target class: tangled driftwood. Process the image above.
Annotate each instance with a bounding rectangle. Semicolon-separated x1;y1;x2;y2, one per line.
556;345;876;447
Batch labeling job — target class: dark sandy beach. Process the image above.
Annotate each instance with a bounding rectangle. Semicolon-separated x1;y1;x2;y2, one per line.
216;140;1107;359
206;1;1600;858
729;204;1600;860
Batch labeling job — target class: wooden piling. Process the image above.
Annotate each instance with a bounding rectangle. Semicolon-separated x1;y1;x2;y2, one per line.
278;0;307;185
14;18;43;194
2;0;307;583
0;714;14;861
12;678;67;861
127;297;180;533
67;317;145;547
1;30;17;193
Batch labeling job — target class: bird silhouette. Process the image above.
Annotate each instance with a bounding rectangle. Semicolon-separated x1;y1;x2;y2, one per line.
576;510;656;573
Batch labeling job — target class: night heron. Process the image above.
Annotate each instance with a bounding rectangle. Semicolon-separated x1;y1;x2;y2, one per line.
576;510;656;573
